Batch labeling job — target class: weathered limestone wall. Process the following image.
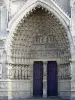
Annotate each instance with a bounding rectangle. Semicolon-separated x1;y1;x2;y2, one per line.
0;80;8;97
0;80;30;99
58;63;71;99
0;39;7;79
0;0;4;6
1;5;8;34
70;0;75;45
59;80;71;99
9;0;27;17
70;0;75;99
55;0;71;16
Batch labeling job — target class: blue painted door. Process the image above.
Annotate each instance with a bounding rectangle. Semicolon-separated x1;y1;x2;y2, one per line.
47;61;58;96
33;61;43;97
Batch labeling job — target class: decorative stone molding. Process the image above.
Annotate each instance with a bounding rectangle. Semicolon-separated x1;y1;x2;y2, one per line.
58;63;71;80
8;0;70;30
7;63;31;80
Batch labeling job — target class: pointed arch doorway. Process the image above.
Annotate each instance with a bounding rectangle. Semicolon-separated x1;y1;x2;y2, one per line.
33;61;58;97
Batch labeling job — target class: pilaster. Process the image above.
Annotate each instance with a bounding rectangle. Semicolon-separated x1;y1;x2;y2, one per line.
70;60;75;100
70;0;75;37
70;0;75;99
43;61;47;97
7;64;12;99
30;61;33;97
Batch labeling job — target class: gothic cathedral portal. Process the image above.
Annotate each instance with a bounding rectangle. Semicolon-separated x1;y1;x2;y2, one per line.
6;3;72;99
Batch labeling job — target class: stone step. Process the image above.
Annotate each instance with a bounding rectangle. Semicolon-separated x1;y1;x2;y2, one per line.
0;96;67;100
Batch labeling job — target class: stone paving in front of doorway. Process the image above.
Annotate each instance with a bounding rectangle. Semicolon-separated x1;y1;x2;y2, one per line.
0;97;69;100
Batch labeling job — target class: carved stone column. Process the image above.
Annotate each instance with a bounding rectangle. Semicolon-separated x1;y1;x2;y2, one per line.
7;64;12;79
22;65;24;79
43;61;47;97
16;65;18;79
7;63;12;99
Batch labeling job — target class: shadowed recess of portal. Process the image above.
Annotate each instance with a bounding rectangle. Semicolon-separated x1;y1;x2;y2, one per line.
47;61;58;96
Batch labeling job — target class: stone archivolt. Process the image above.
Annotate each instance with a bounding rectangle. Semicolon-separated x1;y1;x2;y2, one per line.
7;7;71;80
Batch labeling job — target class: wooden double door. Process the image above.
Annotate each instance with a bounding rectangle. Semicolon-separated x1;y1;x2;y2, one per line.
33;61;58;97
